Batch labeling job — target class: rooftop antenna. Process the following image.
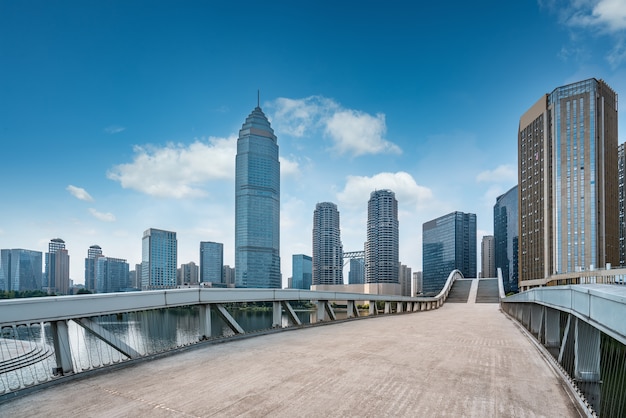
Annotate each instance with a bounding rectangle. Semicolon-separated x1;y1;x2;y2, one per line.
257;89;260;108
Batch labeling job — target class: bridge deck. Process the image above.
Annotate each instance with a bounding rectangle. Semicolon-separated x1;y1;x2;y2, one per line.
2;304;582;417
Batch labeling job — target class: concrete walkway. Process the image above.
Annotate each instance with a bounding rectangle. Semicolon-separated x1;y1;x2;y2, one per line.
2;304;582;417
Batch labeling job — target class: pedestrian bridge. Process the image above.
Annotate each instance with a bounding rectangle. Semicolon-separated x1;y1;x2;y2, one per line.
1;270;625;416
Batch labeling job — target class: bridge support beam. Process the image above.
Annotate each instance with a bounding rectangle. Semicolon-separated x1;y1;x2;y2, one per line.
281;301;302;326
346;301;360;318
214;304;245;334
369;301;378;316
316;301;336;322
384;302;391;314
74;318;141;359
575;318;601;414
199;304;212;339
396;302;403;313
273;302;282;328
50;320;73;376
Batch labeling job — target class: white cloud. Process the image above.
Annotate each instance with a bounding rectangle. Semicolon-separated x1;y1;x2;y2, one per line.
325;110;401;156
107;136;236;198
89;208;116;222
279;156;300;177
564;0;626;32
476;164;517;183
67;185;94;202
105;125;126;134
337;172;433;210
267;96;401;156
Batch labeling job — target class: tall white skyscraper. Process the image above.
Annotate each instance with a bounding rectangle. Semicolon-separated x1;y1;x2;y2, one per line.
235;104;281;288
312;202;343;286
365;190;399;284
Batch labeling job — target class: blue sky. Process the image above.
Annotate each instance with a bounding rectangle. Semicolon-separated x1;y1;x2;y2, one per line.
2;0;626;286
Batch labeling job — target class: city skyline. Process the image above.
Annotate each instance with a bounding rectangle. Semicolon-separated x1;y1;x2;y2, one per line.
2;2;626;286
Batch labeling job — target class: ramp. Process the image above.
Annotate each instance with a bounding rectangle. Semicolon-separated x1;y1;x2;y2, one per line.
446;279;472;303
476;279;500;303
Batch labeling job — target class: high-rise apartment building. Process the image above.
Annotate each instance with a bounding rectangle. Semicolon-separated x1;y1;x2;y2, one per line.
348;258;365;284
178;261;199;285
200;241;223;284
365;190;399;284
422;211;476;295
45;238;70;295
292;254;312;289
96;257;129;293
0;249;42;292
481;235;495;278
312;202;343;285
84;244;103;292
518;78;618;288
617;143;626;267
235;104;281;288
494;185;519;293
413;271;423;296
141;228;177;290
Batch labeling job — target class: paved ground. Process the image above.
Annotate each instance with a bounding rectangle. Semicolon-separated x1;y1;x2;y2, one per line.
2;304;582;417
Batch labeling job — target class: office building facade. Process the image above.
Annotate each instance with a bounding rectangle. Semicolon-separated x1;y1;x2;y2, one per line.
0;249;42;292
141;228;177;290
292;254;312;289
96;257;129;293
617;143;626;267
365;190;399;284
348;258;365;284
179;261;199;285
518;78;618;287
481;235;495;278
399;264;412;296
422;211;476;295
312;202;343;285
235;105;281;288
494;185;519;293
200;241;223;284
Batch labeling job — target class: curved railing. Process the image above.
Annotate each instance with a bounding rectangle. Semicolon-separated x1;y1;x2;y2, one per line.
501;284;626;416
0;274;463;400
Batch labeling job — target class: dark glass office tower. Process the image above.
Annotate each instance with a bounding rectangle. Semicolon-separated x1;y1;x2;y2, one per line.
494;185;518;294
422;211;476;295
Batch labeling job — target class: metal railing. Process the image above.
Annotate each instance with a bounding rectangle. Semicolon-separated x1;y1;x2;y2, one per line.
1;270;463;400
501;284;626;417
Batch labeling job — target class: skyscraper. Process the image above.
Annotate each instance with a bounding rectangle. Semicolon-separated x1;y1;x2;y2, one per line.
494;185;519;293
617;142;626;267
141;228;177;290
518;78;618;288
312;202;343;285
422;211;476;295
292;254;312;289
179;261;199;285
45;238;70;295
235;104;281;288
200;241;223;284
365;190;399;284
399;264;412;296
481;235;495;278
84;244;103;292
0;249;42;292
348;258;365;284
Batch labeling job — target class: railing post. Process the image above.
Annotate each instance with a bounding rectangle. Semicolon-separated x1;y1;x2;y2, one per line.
574;318;601;414
50;320;73;375
544;307;560;349
272;301;282;328
530;304;542;336
199;304;212;340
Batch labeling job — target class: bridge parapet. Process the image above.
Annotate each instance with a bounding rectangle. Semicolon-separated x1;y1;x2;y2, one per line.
0;270;464;400
502;284;626;416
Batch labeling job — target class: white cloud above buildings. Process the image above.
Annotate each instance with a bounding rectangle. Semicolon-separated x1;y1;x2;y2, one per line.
267;96;402;156
107;136;236;198
476;165;517;183
67;185;94;202
104;125;126;134
337;172;433;210
89;208;116;222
